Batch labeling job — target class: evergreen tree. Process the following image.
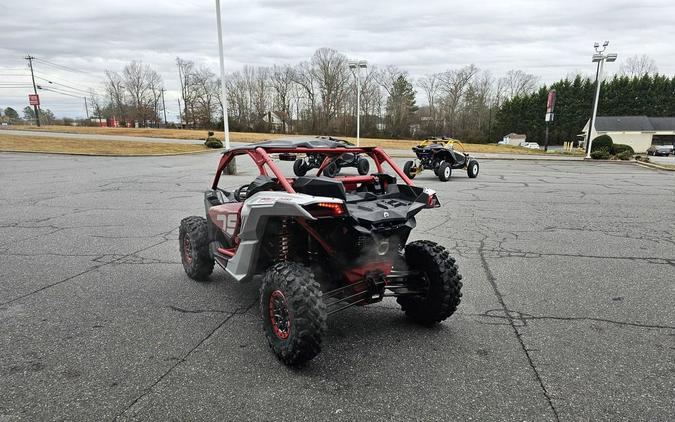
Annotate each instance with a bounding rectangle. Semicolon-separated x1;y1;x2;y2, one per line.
386;75;418;138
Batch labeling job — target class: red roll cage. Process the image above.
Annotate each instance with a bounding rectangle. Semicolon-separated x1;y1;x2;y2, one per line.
211;146;414;193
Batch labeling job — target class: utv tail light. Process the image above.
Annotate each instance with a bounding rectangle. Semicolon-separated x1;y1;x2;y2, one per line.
304;202;347;217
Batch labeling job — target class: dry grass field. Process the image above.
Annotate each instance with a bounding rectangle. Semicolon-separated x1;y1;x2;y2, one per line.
0;133;208;156
7;125;579;155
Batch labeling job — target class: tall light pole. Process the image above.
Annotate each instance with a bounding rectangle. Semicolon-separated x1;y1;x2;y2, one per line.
215;0;230;150
585;41;617;159
349;60;367;147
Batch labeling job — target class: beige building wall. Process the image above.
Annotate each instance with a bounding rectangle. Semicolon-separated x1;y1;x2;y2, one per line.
595;131;653;153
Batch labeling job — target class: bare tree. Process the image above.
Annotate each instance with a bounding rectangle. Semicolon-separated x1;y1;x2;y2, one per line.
496;69;538;101
437;64;478;134
270;65;295;132
311;48;351;132
619;54;658;77
292;61;317;132
104;70;126;121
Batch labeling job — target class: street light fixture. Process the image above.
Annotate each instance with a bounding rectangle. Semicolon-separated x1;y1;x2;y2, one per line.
349;60;367;147
585;41;617;159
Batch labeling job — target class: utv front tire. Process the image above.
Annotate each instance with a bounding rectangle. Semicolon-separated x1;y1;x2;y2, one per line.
403;160;416;179
467;160;479;178
293;159;308;177
397;240;462;325
260;262;327;366
357;157;370;175
179;216;214;281
438;161;452;181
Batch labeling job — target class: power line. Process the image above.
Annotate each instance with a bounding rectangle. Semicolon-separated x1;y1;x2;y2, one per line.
33;57;97;75
38;86;87;99
34;76;92;95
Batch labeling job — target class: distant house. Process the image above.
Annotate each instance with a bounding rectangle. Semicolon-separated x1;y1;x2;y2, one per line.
261;111;291;133
580;116;675;153
502;133;527;146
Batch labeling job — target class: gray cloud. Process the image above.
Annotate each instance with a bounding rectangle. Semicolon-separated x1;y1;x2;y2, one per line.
1;0;673;118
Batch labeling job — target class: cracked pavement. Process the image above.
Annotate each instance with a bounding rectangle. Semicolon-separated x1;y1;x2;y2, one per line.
0;152;673;421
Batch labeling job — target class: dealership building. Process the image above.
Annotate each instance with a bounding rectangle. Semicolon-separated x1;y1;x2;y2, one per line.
580;116;675;152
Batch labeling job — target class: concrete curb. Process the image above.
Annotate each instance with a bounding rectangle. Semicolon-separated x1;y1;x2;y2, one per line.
0;148;216;157
633;161;675;171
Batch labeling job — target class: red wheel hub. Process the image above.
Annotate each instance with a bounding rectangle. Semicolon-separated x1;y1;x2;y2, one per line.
183;236;193;264
268;290;291;339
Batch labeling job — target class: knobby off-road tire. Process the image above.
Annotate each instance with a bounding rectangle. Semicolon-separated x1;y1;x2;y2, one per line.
467;160;479;178
179;216;214;281
403;160;416;179
438;161;452;181
293;159;308;177
323;161;339;178
397;240;462;325
357;157;370;175
260;262;327;366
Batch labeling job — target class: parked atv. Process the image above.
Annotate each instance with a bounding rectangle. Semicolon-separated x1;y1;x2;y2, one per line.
179;137;463;366
293;137;369;177
404;138;479;181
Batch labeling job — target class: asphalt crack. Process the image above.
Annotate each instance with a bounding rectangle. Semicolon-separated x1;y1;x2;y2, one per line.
472;309;674;330
478;238;560;422
113;300;257;420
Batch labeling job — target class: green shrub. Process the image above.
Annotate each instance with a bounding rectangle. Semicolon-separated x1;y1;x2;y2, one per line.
204;136;223;149
612;143;634;155
591;134;613;152
616;150;633;160
590;148;610;159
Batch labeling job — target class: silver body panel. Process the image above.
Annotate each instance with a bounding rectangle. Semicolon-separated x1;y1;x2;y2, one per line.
222;191;342;283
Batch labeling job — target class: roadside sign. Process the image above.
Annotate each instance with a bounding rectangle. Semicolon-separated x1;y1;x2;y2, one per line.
28;94;40;106
545;112;554;122
546;89;556;114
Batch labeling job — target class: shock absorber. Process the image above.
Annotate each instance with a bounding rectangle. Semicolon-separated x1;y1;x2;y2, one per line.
277;217;291;261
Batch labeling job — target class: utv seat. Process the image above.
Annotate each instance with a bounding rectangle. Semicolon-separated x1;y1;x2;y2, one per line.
292;176;346;200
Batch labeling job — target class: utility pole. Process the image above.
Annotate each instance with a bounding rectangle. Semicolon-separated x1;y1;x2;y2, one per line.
84;97;89;119
177;98;183;127
160;88;168;126
25;55;41;127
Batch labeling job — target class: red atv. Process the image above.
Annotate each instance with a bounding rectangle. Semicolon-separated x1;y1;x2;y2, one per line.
179;138;463;365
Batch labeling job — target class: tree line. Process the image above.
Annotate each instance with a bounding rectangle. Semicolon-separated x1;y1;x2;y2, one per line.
495;73;675;144
85;49;668;144
92;47;539;141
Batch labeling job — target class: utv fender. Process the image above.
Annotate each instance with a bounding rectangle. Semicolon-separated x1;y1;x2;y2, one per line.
224;191;342;283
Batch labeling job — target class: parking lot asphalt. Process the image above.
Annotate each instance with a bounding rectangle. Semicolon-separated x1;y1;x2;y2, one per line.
1;152;673;421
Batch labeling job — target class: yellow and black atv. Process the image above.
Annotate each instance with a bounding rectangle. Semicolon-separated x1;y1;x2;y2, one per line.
404;138;479;181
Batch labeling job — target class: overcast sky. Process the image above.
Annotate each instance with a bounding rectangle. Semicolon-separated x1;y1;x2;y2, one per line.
1;0;673;119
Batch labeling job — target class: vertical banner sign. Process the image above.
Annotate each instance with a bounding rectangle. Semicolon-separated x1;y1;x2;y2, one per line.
545;89;556;122
28;94;40;106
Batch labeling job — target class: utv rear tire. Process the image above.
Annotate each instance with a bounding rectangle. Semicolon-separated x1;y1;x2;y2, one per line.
467;160;479;178
323;161;339;178
397;240;462;325
293;159;308;177
260;262;327;366
438;161;451;181
403;160;416;179
179;216;214;281
357;157;370;175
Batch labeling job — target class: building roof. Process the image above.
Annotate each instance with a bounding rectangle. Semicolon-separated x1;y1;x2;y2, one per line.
505;133;526;138
648;117;675;131
593;116;675;132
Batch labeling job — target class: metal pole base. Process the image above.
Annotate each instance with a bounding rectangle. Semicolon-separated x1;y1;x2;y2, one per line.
222;158;237;175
